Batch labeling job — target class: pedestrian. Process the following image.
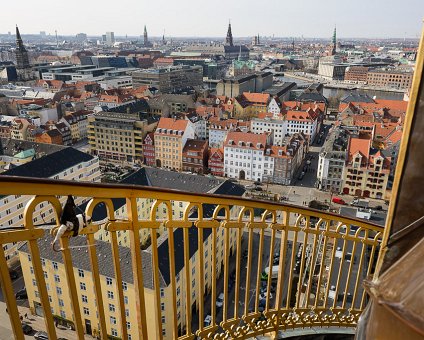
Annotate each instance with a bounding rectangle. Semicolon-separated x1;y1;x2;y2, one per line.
20;315;23;322
25;313;28;319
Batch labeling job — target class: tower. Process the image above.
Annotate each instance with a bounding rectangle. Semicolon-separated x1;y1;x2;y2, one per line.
15;25;30;69
144;25;148;46
330;26;337;55
225;21;233;47
257;34;260;45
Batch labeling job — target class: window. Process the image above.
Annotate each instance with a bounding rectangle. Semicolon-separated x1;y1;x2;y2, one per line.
109;303;115;312
162;316;166;324
110;316;117;325
124;296;128;304
30;267;34;274
59;299;64;307
125;309;129;317
126;321;131;330
160;288;164;298
82;295;88;303
60;310;66;319
54;275;60;283
41;259;46;266
53;262;58;270
56;287;62;295
106;277;113;286
80;282;86;290
122;282;127;291
83;307;89;315
78;269;84;278
111;328;118;336
161;302;165;311
107;291;114;299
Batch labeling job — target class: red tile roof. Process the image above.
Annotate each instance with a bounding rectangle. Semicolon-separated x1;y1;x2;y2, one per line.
156;118;188;135
348;137;372;162
224;131;267;149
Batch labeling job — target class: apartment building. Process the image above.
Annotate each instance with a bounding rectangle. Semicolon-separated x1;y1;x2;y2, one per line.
366;69;413;90
132;65;203;93
182;139;208;174
262;133;307;185
286;109;320;143
88;111;159;164
208;148;224;177
233;92;270;119
209;119;250;148
60;110;91;143
186;112;207;140
142;133;155;166
344;66;369;83
223;132;271;182
10;117;30;140
342;136;391;199
317;127;348;192
251;113;287;146
0;147;100;265
154;118;195;170
216;72;273;98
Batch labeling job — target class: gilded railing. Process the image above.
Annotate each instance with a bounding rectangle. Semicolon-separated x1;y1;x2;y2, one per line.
0;176;383;340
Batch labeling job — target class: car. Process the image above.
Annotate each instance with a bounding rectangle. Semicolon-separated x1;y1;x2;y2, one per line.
216;293;224;308
374;205;383;211
204;315;212;327
227;178;237;183
245;184;255;190
15;288;27;299
34;331;49;340
328;285;336;299
332;197;346;205
253;181;261;186
21;322;33;335
254;186;263;191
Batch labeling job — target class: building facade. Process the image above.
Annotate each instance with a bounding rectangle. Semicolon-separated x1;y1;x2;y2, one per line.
182;139;208;174
142;133;155;166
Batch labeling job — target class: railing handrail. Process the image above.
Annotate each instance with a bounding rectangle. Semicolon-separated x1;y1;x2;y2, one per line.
0;175;384;231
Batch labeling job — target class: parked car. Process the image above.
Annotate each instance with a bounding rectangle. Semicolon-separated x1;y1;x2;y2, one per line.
34;331;49;340
216;293;224;308
204;315;212;326
21;322;33;335
245;184;255;190
15;288;27;299
332;197;346;205
254;181;262;186
374;205;383;211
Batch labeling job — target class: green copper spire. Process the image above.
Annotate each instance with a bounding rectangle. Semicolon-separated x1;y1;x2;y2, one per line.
332;26;337;44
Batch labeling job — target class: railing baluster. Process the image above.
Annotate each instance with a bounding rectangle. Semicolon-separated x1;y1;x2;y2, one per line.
151;226;163;340
126;197;148;340
211;227;217;326
331;224;349;309
323;222;339;308
314;220;329;308
342;234;359;309
222;222;230;322
0;245;25;339
255;227;265;312
295;216;309;307
244;227;253;314
59;237;85;338
234;225;243;319
265;227;276;311
275;210;289;310
167;223;178;338
304;222;319;308
109;230;128;340
285;217;298;308
352;230;368;309
197;225;205;332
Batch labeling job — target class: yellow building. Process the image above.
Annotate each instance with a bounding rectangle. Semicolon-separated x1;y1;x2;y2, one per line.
154;118;195;170
18;173;244;339
0;147;100;266
88;110;159;164
233;92;270;119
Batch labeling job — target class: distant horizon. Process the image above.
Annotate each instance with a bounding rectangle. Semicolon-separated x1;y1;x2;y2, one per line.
1;0;423;40
0;31;420;42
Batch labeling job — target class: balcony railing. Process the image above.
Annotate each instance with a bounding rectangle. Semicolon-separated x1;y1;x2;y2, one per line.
0;176;383;340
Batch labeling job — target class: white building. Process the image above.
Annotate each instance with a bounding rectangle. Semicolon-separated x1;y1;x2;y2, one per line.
251;113;287;146
186;113;207;140
286;109;319;143
223;132;271;182
0;147;101;265
209;120;250;148
267;97;282;118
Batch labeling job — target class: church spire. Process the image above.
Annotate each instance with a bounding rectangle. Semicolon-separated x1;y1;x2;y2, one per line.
330;25;337;55
144;25;148;45
15;25;30;69
225;20;233;47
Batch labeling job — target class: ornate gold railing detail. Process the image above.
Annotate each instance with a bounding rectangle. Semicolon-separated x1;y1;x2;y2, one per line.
0;177;383;340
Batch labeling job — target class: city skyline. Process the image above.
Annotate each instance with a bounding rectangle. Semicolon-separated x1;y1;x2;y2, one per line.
1;0;423;39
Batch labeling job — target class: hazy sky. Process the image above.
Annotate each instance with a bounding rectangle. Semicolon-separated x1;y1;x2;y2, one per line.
2;0;423;39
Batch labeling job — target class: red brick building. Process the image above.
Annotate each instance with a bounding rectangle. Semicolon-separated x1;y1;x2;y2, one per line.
208;148;224;177
344;66;369;82
182;139;208;174
142;133;155;167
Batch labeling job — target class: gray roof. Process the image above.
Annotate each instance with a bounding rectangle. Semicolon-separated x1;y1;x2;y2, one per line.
0;138;66;157
18;232;163;289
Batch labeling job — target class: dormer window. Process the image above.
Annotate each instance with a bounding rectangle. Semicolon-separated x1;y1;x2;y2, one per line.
278;150;283;156
238;141;243;147
228;139;233;145
256;143;261;149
